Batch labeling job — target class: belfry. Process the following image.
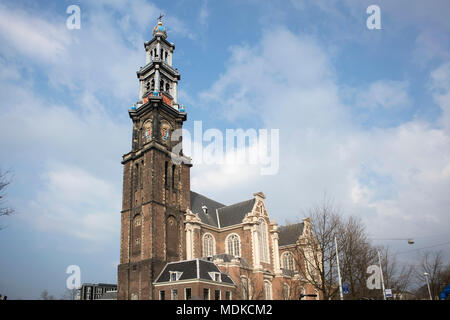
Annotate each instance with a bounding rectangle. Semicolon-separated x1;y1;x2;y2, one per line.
117;17;192;300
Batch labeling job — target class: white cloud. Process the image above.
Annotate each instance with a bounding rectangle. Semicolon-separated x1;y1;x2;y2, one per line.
0;3;70;62
193;26;450;242
355;80;410;110
30;164;120;242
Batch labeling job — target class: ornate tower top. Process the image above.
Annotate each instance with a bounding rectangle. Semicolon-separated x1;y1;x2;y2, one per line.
134;15;181;111
152;15;167;39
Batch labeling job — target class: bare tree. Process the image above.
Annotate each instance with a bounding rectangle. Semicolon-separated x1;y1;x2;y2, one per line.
415;251;448;300
377;246;415;299
338;216;379;300
0;169;15;229
40;289;55;300
295;195;342;300
60;288;79;300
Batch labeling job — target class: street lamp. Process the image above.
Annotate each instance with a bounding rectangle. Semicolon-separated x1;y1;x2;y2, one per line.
377;249;387;300
335;236;344;300
374;238;414;300
424;272;432;300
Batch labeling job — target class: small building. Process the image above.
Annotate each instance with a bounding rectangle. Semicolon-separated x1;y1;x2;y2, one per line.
154;258;235;300
79;283;118;300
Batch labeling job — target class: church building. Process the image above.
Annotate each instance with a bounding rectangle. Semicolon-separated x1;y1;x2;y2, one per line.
117;18;321;300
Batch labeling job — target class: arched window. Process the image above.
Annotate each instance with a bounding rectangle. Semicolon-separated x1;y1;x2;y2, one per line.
283;284;290;300
226;234;240;257
165;82;170;92
240;276;250;300
264;280;272;300
150;79;155;91
166;216;178;260
160;80;164;92
203;233;215;257
132;214;142;255
257;219;269;263
282;252;294;270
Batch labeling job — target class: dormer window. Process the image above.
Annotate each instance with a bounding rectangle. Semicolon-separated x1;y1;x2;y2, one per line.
169;271;182;282
208;272;221;283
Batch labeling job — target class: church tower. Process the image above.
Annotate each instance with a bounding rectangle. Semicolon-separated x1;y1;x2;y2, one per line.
117;18;191;300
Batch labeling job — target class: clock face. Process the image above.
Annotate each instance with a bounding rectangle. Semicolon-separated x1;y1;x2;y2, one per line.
161;122;171;142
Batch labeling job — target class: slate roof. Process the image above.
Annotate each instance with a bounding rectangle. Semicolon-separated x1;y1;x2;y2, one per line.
278;222;304;246
154;259;234;285
217;199;255;228
190;191;225;228
190;191;255;228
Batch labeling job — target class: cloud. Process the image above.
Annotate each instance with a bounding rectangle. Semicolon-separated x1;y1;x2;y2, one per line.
0;3;70;62
30;163;120;242
193;26;450;242
199;0;209;27
355;80;410;110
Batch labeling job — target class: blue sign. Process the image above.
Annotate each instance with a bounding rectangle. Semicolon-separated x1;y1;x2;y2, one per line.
342;283;349;295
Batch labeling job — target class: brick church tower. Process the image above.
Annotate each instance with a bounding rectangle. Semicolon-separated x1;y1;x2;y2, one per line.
117;18;191;300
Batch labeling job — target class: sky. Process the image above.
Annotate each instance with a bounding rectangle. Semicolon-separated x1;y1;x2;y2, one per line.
0;0;449;299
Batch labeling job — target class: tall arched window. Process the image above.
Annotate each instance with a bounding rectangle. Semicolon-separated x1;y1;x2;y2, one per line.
282;252;294;270
258;219;269;263
226;234;240;257
132;214;142;255
241;276;250;300
283;284;290;300
264;280;272;300
203;233;215;257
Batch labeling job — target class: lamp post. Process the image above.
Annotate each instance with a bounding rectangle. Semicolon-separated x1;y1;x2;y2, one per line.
335;236;344;300
371;238;414;300
424;272;432;300
377;249;387;300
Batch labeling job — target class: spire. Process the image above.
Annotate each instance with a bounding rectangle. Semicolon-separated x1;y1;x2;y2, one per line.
153;13;167;39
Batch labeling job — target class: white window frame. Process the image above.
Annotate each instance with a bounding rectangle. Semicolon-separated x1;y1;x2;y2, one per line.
281;251;294;271
264;280;272;300
203;233;216;257
203;288;210;300
184;287;192;300
171;288;178;300
258;219;270;263
225;233;241;257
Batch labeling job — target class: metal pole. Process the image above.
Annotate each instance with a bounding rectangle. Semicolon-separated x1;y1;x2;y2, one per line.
377;250;386;300
335;236;344;300
424;273;432;300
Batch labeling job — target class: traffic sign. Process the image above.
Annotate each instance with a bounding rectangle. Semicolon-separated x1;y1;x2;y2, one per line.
342;283;349;295
385;289;392;298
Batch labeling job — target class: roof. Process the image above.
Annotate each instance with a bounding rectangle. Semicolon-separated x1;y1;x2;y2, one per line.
278;223;304;246
154;259;234;285
217;199;255;228
190;191;255;228
212;253;251;269
97;291;117;300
